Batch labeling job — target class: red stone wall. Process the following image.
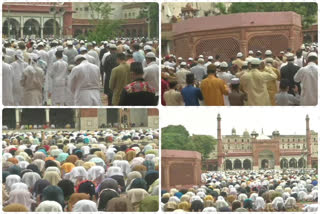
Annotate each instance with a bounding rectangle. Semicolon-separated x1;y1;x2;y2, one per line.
148;109;159;116
162;149;202;190
173;12;302;61
80;109;98;117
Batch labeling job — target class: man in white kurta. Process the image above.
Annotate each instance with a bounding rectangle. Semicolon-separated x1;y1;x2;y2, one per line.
11;51;28;105
68;55;102;106
50;50;69;105
20;53;45;106
294;52;318;106
87;43;100;67
2;60;14;105
143;52;159;99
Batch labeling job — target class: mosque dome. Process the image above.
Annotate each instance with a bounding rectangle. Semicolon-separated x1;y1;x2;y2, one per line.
232;128;236;135
243;130;250;137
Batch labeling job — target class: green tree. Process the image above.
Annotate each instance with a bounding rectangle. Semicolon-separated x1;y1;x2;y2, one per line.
228;3;317;29
162;125;190;150
138;3;159;38
189;135;217;160
86;3;123;43
162;125;216;160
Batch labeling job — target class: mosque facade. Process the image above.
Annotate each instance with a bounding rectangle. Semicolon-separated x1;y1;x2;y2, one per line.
204;114;318;171
2;2;149;39
3;109;159;130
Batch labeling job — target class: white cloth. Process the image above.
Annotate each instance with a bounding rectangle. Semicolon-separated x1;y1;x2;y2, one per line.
143;61;159;95
6;174;21;191
22;172;41;189
112;160;131;177
6;189;36;211
21;64;44;105
106;166;124;177
35;201;63;212
10;182;29;192
50;59;68;105
294;62;318;105
72;200;98;212
11;60;28;105
38;49;49;64
2;62;14;105
88;49;100;67
88;166;105;181
68;60;101;106
176;68;191;86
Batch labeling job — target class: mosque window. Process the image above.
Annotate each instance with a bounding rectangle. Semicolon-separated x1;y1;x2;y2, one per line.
80;8;83;11
76;8;78;11
247;139;249;142
241;139;244;142
228;139;230;143
282;139;284;142
85;7;88;11
235;139;237;142
293;139;295;142
287;139;290;142
297;145;300;149
298;139;300;142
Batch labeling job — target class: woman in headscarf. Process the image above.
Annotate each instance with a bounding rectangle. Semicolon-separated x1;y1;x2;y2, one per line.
126;171;142;186
33;179;50;201
57;179;74;201
26;164;41;175
60;162;75;177
83;161;96;170
3;203;29;212
22;171;41;191
72;199;98;212
139;195;159;211
127;178;148;191
106;197;133;212
126;150;136;162
5;174;21;192
76;180;96;200
7;157;19;164
127;188;149;211
8;165;22;175
35;201;63;212
4;189;36;211
143;160;155;171
97;189;120;211
98;178;119;193
132;164;147;178
145;170;158;188
178;201;191;211
42;185;65;209
32;159;45;172
88;165;105;185
33;152;46;161
67;193;90;211
66;155;79;164
43;171;61;185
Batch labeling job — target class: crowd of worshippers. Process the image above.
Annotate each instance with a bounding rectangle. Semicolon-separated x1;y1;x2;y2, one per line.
2;129;159;212
161;169;318;212
2;37;159;106
161;44;318;106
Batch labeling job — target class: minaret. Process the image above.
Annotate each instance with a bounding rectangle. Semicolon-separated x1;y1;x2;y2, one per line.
306;115;312;168
217;114;223;170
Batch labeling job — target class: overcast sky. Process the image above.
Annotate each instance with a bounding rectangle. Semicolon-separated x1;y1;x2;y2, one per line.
161;107;319;137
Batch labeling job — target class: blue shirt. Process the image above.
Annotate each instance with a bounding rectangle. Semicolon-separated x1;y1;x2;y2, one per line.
181;85;203;106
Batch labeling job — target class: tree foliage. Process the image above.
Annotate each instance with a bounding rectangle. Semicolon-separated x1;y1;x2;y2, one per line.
228;3;317;29
86;3;122;43
162;125;217;160
138;3;159;38
189;135;216;159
